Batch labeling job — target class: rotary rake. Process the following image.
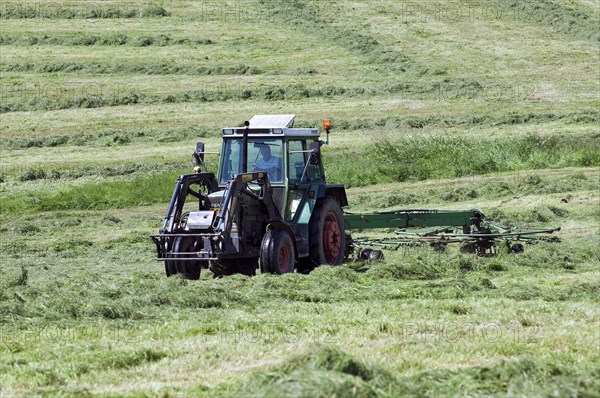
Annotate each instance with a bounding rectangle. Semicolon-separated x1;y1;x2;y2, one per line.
344;209;560;258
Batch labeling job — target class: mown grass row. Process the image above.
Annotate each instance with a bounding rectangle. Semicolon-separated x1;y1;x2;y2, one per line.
13;162;188;183
0;79;483;113
0;84;357;113
212;347;600;397
0;4;168;19
1;110;598;150
303;110;600;131
2;74;596;113
0;126;216;150
0;33;213;47
1;240;597;322
352;171;597;210
0;61;262;76
496;0;600;42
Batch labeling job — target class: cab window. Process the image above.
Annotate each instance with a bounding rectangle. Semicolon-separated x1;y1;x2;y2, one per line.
220;138;284;183
288;140;306;183
287;139;323;183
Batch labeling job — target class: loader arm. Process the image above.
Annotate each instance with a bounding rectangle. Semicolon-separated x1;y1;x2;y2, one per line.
160;172;218;234
214;172;282;246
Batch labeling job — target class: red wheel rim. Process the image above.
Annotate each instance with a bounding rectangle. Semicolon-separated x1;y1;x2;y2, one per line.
323;213;341;264
279;245;290;273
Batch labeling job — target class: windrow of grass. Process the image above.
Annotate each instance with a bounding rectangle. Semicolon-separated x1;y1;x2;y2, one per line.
211;346;600;397
303;110;600;133
2;133;598;213
1;239;597;323
0;33;213;47
0;125;217;150
0;110;597;153
0;78;493;113
495;0;600;42
12;162;188;183
0;62;262;76
3;109;598;151
0;4;169;19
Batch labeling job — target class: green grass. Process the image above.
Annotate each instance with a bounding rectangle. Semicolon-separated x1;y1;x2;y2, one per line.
1;135;597;214
1;0;599;396
329;131;600;187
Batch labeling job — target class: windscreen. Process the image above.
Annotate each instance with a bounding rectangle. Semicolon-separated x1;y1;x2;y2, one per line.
219;138;284;183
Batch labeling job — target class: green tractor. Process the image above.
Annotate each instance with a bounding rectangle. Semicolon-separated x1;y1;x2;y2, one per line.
152;115;561;278
152;115;349;278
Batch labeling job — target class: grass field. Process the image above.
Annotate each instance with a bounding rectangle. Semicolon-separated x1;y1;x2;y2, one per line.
1;0;599;396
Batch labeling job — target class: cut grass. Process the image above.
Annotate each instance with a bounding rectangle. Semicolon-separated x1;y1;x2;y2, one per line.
211;347;600;397
0;61;262;76
495;0;600;42
0;33;213;47
1;0;599;396
0;4;169;19
1;109;598;150
0;125;217;150
0;235;598;395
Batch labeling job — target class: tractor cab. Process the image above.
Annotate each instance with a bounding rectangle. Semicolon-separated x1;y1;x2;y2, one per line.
218;114;324;186
214;115;328;222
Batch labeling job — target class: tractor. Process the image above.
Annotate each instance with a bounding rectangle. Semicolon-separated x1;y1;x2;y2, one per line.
152;115;349;278
152;115;560;279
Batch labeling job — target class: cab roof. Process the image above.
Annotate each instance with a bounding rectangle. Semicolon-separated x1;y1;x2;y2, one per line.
222;114;320;137
249;114;295;128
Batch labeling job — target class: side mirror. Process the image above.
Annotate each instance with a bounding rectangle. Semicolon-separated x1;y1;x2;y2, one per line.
194;142;205;165
308;142;321;165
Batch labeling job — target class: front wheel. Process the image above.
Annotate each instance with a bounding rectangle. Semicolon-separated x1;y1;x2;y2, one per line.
165;236;201;280
260;229;295;274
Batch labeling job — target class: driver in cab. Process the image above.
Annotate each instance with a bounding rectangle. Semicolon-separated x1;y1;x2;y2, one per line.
253;144;281;181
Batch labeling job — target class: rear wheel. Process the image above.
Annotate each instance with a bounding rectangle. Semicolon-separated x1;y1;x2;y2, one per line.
166;236;201;280
260;229;295;274
304;196;346;268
